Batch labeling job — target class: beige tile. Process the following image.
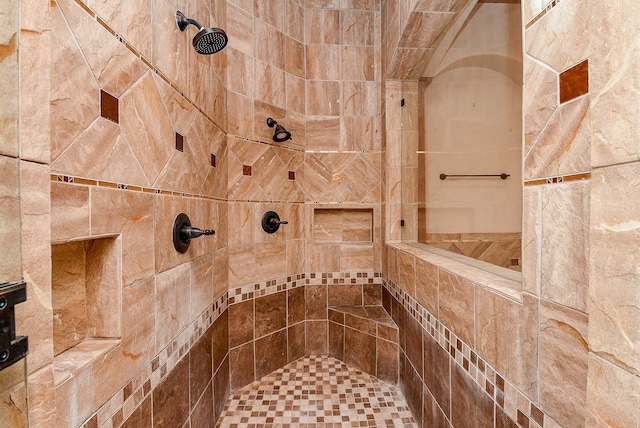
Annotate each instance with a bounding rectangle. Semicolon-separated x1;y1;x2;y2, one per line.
86;0;151;58
155;263;191;352
51;118;149;186
285;73;306;115
305;45;341;80
590;0;640;166
305;8;340;45
541;181;590;312
227;91;255;137
90;344;137;414
415;258;438;317
228;243;256;287
524;55;558;152
341;10;374;46
153;194;189;274
85;238;122;338
19;29;50;163
398;11;453;48
340;243;374;271
522;186;541;296
27;365;57;427
525;0;590;72
286;0;304;41
586;354;640;428
255;61;286;109
589;162;640;374
341;46;375;81
287;239;306;275
539;299;588;428
255;20;285;69
285;36;305;78
306;81;341;116
121;278;155;371
308;243;340;272
50;3;100;162
395;250;415;298
525;96;590;180
438;270;475;346
0;156;21;281
51;241;87;356
51;183;89;242
255;241;287;280
119;72;174;185
214;247;229;299
18;161;53;373
90;187;154;287
304;118;341;151
226;2;254;56
57;0;146;97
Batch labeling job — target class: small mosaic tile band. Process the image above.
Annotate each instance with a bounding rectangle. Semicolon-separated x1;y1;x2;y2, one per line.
50;174;307;204
382;277;559;428
525;0;562;30
81;292;229;428
228;271;382;306
524;172;591;187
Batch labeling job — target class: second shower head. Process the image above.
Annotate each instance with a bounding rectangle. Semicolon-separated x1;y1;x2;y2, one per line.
176;10;228;55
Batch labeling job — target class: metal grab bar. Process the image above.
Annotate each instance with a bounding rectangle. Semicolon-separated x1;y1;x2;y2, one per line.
439;173;510;180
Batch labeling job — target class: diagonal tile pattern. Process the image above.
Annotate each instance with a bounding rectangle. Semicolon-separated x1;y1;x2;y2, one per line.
216;355;417;428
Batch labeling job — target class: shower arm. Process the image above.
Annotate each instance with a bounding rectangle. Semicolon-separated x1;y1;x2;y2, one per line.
176;11;204;31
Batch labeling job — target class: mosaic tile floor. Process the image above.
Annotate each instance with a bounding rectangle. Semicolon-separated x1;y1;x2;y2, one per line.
216;355;418;428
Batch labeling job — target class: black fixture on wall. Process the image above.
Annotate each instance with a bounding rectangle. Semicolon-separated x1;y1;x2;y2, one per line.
261;211;288;234
0;281;28;372
172;213;215;253
266;118;292;142
175;10;228;55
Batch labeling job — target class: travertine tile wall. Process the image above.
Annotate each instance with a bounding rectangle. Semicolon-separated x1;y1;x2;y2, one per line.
383;0;639;427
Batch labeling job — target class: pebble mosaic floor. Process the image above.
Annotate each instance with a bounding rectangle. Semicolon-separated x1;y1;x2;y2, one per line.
216;355;418;428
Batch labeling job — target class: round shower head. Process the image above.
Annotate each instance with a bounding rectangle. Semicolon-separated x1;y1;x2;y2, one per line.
176;10;228;55
193;27;228;55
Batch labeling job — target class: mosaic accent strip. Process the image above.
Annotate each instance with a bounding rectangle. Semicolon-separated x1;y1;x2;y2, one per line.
80;293;229;428
525;0;562;30
382;277;560;428
524;172;591;186
227;271;381;306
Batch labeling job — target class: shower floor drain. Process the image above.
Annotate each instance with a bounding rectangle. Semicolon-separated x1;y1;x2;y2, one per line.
216;355;417;427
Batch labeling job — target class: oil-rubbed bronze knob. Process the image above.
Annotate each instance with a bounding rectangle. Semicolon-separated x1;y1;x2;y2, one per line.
173;213;215;253
261;211;288;234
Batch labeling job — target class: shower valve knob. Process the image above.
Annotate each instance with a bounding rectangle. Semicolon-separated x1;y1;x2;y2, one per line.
173;213;215;253
262;211;287;234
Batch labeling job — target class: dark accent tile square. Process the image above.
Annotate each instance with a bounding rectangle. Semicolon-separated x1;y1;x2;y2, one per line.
243;165;252;176
517;409;529;427
559;59;588;103
211;153;216;167
288;171;295;180
175;133;184;151
100;89;119;123
530;403;545;426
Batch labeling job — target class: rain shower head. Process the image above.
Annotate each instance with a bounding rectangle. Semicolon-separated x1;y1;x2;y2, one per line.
176;10;228;55
266;118;292;142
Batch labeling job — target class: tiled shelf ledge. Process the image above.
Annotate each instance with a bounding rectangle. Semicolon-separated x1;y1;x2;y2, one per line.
391;242;522;302
53;339;122;427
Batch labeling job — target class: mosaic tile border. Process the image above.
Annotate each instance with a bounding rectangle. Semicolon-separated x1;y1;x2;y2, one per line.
50;174;307;204
80;293;229;428
524;172;591;187
525;0;562;30
382;277;560;428
228;271;382;305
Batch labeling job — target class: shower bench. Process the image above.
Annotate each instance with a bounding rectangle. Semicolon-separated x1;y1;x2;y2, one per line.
327;305;399;385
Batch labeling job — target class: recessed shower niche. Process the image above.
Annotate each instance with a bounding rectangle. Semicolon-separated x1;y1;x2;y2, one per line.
51;236;121;356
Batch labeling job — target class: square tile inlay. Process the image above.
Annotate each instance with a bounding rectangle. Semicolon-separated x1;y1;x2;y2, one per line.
242;165;252;176
100;89;119;123
175;133;184;152
559;59;588;104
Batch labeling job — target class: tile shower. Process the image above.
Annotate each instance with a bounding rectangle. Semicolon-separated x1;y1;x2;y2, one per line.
3;1;639;428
